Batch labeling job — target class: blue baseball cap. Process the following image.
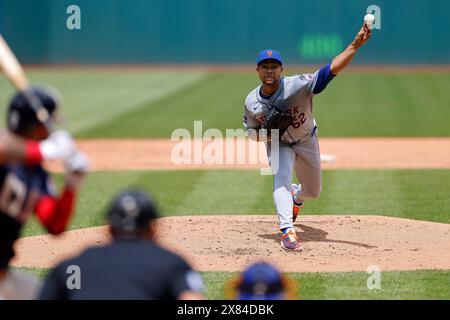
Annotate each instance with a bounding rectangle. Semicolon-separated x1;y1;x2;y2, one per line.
237;262;285;300
256;49;283;66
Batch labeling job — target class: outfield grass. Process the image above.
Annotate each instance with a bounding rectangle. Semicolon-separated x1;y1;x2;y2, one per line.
73;72;450;138
1;71;450;137
22;169;450;237
0;71;207;135
22;267;450;300
77;73;255;138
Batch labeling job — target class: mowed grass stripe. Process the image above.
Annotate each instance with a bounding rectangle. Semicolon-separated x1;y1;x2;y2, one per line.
78;73;258;138
313;73;450;136
317;170;405;217
21;169;450;237
24;267;450;300
2;71;450;137
308;170;450;222
75;72;450;137
65;73;206;134
1;71;206;135
324;72;450;133
172;170;269;214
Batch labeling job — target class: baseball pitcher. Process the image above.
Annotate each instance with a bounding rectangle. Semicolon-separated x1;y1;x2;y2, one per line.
243;23;372;251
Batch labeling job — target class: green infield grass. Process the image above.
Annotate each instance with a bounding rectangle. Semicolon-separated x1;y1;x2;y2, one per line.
21;169;450;237
22;267;450;300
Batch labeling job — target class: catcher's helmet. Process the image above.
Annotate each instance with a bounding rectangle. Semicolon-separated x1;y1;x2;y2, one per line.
7;86;60;135
107;189;159;234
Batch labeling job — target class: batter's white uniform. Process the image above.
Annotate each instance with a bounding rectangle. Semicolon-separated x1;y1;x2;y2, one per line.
243;71;325;230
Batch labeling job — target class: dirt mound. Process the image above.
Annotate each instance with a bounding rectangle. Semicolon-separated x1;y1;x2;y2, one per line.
12;215;450;273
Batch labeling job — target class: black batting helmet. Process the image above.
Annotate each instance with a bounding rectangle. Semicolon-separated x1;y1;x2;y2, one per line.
107;189;159;235
7;86;60;135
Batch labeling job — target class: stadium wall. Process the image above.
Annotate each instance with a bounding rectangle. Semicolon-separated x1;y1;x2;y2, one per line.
0;0;448;64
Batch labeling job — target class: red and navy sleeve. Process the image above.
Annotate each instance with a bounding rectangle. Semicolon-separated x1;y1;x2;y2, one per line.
34;167;76;235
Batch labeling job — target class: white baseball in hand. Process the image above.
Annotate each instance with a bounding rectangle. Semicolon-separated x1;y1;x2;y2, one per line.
364;14;375;27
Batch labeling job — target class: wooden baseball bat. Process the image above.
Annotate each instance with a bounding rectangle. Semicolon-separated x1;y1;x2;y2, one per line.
0;34;50;124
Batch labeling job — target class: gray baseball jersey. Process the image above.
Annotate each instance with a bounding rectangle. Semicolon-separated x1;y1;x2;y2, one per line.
243;72;320;144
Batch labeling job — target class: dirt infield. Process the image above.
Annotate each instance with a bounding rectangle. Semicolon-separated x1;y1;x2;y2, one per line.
46;137;450;172
12;215;450;272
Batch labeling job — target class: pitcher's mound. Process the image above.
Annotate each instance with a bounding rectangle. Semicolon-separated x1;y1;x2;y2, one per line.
12;215;450;273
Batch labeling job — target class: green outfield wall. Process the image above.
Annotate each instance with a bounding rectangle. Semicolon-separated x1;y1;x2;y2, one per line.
0;0;448;64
